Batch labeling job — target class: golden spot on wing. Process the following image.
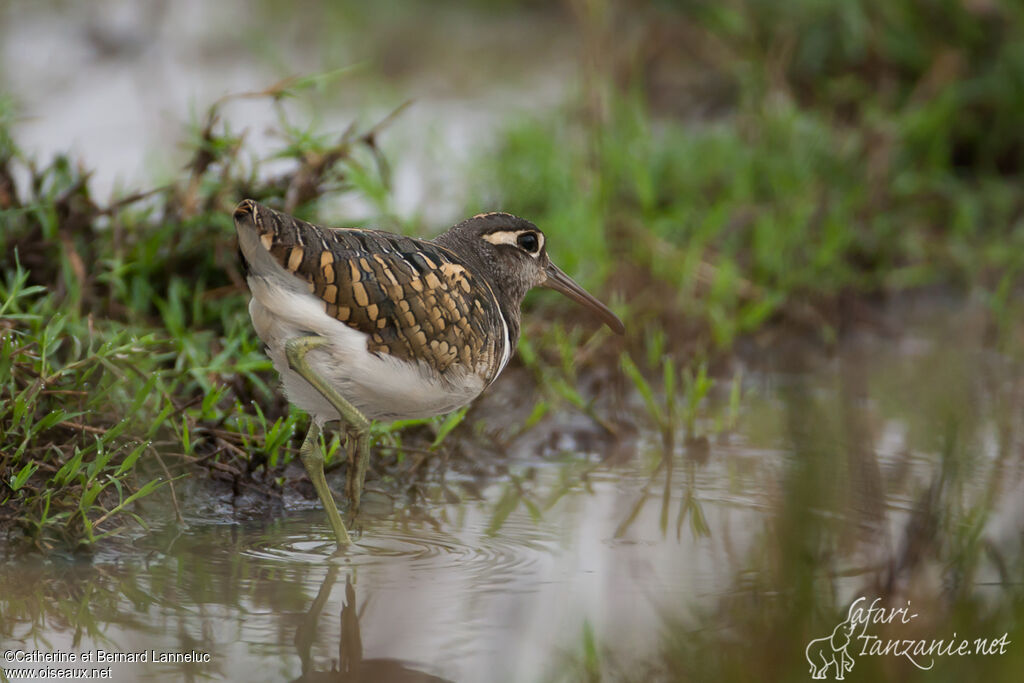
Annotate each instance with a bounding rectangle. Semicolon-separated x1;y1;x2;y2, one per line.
366;303;378;320
260;232;274;250
358;257;371;274
414;330;427;347
320;251;335;282
410;278;424;292
374;255;400;286
377;317;386;329
349;261;362;283
436;290;452;312
429;306;443;329
430;339;454;365
420;254;437;269
352;282;369;307
403;310;417;327
398;299;410;313
440;263;465;278
424;272;441;290
338;306;351;321
323;284;338;304
287;247;304;272
458;278;471;293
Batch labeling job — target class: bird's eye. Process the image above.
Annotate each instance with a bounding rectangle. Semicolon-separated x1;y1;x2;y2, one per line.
517;232;540;253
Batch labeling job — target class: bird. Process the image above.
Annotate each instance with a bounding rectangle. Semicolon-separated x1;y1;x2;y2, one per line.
233;199;624;547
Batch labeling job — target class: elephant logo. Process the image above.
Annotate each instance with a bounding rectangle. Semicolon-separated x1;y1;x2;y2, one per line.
805;617;857;679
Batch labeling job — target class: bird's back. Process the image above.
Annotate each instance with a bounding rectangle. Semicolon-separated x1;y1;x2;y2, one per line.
234;200;512;391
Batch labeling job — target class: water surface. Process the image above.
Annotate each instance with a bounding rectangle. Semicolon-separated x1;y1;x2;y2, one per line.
3;300;1022;682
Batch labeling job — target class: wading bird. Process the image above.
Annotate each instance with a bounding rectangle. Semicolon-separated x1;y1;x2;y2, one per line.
234;200;624;546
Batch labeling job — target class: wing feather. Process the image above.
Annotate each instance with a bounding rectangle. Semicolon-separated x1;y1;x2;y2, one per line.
235;200;506;381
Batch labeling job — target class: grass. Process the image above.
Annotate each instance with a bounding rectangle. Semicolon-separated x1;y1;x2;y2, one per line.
1;1;1024;680
1;0;1023;550
0;262;171;546
474;91;1024;351
0;6;1019;671
480;1;1024;679
0;79;442;549
460;0;1024;364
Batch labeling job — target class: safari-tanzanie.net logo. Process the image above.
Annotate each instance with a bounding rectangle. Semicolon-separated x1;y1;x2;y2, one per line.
805;597;1011;680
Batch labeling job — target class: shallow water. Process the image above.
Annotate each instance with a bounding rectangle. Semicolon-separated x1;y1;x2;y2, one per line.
2;461;754;682
3;300;1022;682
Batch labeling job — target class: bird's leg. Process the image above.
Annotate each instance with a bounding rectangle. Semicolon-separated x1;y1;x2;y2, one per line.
298;420;351;547
285;336;372;529
346;425;371;513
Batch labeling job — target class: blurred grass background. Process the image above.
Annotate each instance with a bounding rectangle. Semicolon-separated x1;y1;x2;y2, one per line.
2;0;1024;679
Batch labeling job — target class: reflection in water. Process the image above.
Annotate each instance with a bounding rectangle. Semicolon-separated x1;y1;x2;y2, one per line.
293;568;451;683
0;452;749;681
838;338;886;532
2;305;1023;681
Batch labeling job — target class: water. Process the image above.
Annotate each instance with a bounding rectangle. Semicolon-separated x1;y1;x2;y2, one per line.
3;299;1022;682
2;467;739;682
2;4;1022;679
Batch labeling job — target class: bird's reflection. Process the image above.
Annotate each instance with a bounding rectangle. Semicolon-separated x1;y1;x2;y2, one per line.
293;566;452;683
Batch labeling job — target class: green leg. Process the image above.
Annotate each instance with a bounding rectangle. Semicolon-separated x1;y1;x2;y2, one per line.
298;421;351;547
346;427;371;513
285;336;372;543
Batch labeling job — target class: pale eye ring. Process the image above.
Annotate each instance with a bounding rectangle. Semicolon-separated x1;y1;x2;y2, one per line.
517;232;539;253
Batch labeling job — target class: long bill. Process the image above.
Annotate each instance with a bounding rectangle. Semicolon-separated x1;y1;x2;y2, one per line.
543;263;625;335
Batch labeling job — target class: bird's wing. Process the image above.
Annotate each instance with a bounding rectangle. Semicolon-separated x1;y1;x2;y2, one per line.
234;200;508;380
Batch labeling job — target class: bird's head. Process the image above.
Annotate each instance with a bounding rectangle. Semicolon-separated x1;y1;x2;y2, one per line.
438;212;624;335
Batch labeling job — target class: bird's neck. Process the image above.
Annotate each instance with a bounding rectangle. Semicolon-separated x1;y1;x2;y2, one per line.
493;290;522;353
434;231;524;351
470;262;524;353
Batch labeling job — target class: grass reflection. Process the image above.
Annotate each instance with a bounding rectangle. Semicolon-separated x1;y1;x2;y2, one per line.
550;321;1024;681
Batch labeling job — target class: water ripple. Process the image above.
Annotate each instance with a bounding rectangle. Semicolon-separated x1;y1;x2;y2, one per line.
240;506;560;591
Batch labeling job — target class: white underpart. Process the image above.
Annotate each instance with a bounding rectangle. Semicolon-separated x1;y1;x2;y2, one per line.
489;306;512;387
238;225;484;423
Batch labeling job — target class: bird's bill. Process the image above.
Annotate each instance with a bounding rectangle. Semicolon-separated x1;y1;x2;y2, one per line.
543;263;625;335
